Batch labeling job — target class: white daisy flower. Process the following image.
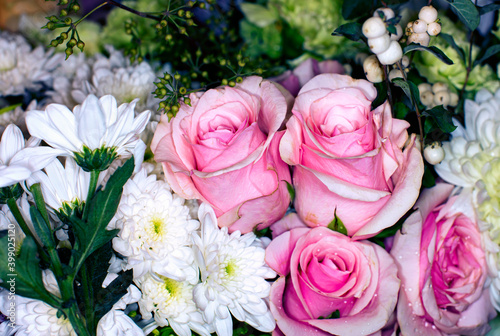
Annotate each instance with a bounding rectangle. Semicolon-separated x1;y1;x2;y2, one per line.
25;94;150;172
192;203;276;336
96;285;143;336
27;157;92;215
0;32;63;97
0;124;63;188
111;164;199;280
136;272;212;336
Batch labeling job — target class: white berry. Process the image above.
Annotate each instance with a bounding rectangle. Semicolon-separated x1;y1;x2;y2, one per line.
377;40;403;65
418;83;432;93
449;92;459;106
406;21;414;35
368;34;391;54
434;90;451;106
427;22;441;36
420;91;434;106
374;7;395;20
413;20;428;34
389;69;404;81
432;82;448;93
363;55;385;83
424;142;445;165
408;32;430;46
390;24;403;41
401;55;410;68
419;6;438;24
362;17;387;38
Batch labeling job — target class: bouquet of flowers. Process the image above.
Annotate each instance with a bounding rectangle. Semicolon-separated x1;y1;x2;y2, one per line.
1;0;500;335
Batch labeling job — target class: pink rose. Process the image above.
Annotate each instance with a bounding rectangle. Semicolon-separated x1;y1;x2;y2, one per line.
391;183;496;335
279;73;423;238
266;213;400;336
271;58;345;96
151;76;292;233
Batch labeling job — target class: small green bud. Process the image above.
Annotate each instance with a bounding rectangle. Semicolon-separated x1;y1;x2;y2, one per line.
201;71;208;78
184;97;191;105
219;59;227;66
46;22;55;30
72;4;80;12
77;41;84;51
161;20;167;27
199;2;206;9
164;74;172;81
179;87;187;94
60;32;68;39
126;29;132;35
179;27;187;35
159;101;167;109
191;72;198;78
181;56;188;62
50;40;59;47
165;34;173;41
137;56;143;63
187;19;194;26
64;17;72;25
229;81;236;87
185;11;193;19
174;73;181;81
155;23;162;30
68;38;77;47
65;47;73;57
160;88;167;96
236;76;243;83
58;0;68;5
48;15;58;22
187;1;195;7
171;104;179;114
238;60;245;67
221;79;228;85
178;9;185;17
60;9;68;16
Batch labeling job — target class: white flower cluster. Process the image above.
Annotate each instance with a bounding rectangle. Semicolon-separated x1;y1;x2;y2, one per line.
434;87;500;309
110;167;277;336
406;6;441;47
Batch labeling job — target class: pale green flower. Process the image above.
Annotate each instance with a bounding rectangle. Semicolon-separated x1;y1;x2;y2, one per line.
268;0;357;58
414;16;499;92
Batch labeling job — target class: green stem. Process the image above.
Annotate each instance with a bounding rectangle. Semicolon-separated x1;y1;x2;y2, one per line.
80;262;96;334
82;170;100;221
74;2;110;26
64;303;91;336
106;0;162;21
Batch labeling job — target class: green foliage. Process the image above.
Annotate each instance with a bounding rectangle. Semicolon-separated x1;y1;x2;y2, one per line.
403;44;454;65
422;106;457;134
445;0;480;31
0;234;61;307
285;181;295;203
439;33;466;64
474;45;500;67
328;211;348;235
332;22;363;42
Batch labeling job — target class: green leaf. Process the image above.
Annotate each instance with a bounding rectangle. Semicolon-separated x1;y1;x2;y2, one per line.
319;309;340;319
439;33;466;63
285;181;295;202
478;3;500;15
424;117;438;135
404;44;454;65
0;103;22;116
30;206;55;249
332;23;363;42
445;0;480;31
423;105;457;133
422;165;436;188
0;234;61;307
240;3;279;28
474;45;500;66
392;78;423;109
327;211;348;235
394;102;410;119
71;158;134;271
94;269;133;323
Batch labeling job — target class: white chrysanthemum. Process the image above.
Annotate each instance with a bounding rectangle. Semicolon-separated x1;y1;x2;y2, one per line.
111;164;199;280
25;94;150;171
192;203;276;336
0;32;62;97
27;157;90;212
0;100;38;136
136;272;212;336
0;124;63;188
96;285;143;336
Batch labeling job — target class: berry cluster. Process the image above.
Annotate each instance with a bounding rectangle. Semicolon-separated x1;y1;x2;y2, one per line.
406;6;441;47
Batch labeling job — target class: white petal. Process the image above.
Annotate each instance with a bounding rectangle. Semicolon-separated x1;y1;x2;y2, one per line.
0;124;25;164
78;94;106;149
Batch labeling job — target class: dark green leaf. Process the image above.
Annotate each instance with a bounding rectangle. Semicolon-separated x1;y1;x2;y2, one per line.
445;0;480;31
285;181;295;202
439;33;466;63
394;102;410;119
474;45;500;66
392;78;423;109
422;165;436;188
404;44;454;65
332;23;363;42
71;158;134;270
327;211;348;235
424;117;438;134
478;3;500;15
0;234;61;307
30;206;55;249
94;269;133;323
424;105;457;133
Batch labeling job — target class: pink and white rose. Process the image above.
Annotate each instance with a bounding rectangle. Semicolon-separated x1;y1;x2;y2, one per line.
151;76;292;233
279;73;424;238
266;213;400;336
391;183;496;335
